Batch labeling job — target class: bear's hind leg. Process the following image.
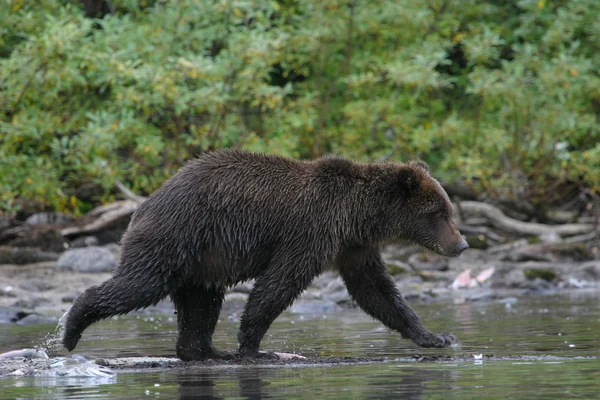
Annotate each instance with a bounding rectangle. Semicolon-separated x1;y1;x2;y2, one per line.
172;283;230;361
63;274;168;351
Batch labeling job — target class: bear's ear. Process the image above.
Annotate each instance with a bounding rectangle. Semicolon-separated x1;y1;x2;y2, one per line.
408;160;430;172
396;167;420;194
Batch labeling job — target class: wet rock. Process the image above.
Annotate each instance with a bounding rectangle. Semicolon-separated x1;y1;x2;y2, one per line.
487;239;529;255
69;235;100;248
386;260;410;275
494;268;527;289
26;212;73;226
12;297;52;310
0;246;59;265
19;278;56;292
463;290;495;302
224;292;249;303
310;271;339;289
550;243;594;261
232;281;254;293
4;225;66;252
0;308;20;324
61;292;81;303
15;312;58;325
0;285;16;298
579;261;600;280
559;278;595;289
539;232;561;244
290;299;341;314
524;278;553;292
504;249;554;262
321;278;351;305
103;243;122;259
381;242;421;262
408;252;449;271
56;246;117;273
523;268;558;282
395;275;424;286
506;242;594;263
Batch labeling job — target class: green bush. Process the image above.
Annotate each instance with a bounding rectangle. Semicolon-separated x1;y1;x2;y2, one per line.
1;0;599;214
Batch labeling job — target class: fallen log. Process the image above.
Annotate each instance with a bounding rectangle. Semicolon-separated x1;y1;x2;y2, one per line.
61;199;141;237
459;201;595;237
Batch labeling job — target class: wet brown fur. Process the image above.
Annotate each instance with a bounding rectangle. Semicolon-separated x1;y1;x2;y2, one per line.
63;150;468;360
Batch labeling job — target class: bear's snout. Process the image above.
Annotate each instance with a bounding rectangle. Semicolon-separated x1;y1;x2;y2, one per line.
455;240;469;255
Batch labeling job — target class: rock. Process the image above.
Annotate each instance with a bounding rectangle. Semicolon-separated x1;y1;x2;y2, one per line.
0;308;20;324
12;297;52;309
504;249;554;262
580;261;600;280
523;268;558;282
18;279;56;292
386;260;410;275
69;236;100;248
464;234;491;250
496;269;527;289
0;246;59;265
56;246;117;273
408;252;449;271
224;292;249;303
232;281;254;293
26;212;72;226
524;278;553;291
321;277;351;304
289;299;341;314
539;232;561;244
0;285;16;298
560;278;595;289
103;243;122;259
381;242;422;262
505;242;594;263
15;312;58;325
4;225;66;252
61;292;82;303
464;290;495;302
310;271;339;289
487;239;529;255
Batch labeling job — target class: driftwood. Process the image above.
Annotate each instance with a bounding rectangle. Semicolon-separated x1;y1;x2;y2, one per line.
61;181;147;238
459;201;595;237
58;187;595;240
61;200;141;237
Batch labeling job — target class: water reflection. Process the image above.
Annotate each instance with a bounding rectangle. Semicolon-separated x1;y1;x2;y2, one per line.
177;369;271;400
173;363;453;399
1;292;599;399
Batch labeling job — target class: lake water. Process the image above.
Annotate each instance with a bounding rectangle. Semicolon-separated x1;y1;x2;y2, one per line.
1;291;599;399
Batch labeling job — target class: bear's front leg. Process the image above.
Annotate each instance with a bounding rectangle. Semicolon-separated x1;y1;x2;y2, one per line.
338;246;456;348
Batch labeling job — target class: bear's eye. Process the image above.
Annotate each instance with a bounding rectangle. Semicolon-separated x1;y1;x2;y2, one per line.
425;210;445;219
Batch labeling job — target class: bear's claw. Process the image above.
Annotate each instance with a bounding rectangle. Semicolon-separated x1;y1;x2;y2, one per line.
412;332;457;348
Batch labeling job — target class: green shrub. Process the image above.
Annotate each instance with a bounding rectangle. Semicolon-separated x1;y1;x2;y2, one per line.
1;0;598;214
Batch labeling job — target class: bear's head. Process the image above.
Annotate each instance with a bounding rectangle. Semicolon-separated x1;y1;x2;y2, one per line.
385;161;469;257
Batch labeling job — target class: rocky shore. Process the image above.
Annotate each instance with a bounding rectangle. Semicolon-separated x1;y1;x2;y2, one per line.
1;231;598;326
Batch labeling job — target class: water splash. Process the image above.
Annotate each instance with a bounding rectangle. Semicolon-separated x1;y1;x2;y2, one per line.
37;307;71;356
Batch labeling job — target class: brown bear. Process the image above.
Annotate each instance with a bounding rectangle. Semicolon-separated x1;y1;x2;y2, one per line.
62;150;468;360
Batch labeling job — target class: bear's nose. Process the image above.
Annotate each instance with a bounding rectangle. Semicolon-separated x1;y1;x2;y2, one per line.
455;240;469;255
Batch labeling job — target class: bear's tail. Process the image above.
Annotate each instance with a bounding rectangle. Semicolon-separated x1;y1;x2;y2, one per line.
62;274;167;351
